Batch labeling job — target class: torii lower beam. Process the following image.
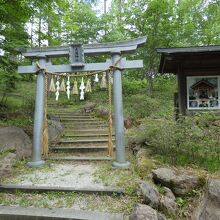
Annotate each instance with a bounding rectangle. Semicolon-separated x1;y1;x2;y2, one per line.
18;58;143;74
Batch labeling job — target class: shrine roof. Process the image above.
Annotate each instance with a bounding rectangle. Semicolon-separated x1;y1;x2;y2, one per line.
157;45;220;74
191;79;216;90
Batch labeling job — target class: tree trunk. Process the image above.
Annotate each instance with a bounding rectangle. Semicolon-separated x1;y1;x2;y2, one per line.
38;12;42;47
30;16;34;47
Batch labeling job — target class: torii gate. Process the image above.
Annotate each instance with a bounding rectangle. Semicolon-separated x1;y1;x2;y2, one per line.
18;37;147;168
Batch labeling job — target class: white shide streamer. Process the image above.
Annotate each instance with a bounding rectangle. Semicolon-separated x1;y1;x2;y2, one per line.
94;73;99;82
79;77;85;100
55;76;60;101
66;76;70;99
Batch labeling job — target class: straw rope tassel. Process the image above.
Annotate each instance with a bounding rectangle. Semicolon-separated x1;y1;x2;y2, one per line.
85;78;92;93
49;76;56;92
60;78;66;92
42;73;49;157
72;80;79;95
100;72;107;89
107;71;114;157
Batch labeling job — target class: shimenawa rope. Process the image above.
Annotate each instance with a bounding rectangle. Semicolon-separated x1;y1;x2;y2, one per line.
36;58;122;157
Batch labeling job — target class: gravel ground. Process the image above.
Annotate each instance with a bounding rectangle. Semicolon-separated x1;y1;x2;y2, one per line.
5;163;110;189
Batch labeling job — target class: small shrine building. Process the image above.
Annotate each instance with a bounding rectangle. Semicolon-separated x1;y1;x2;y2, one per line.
157;46;220;115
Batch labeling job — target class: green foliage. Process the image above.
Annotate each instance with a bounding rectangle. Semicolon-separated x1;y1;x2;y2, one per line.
0;117;33;127
122;78;147;95
152;74;177;97
127;113;220;171
176;197;187;208
124;94;160;118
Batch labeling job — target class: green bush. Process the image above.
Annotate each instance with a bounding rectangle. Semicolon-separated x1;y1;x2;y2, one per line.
152;75;176;98
124;94;160;118
122;78;147;95
127;113;220;171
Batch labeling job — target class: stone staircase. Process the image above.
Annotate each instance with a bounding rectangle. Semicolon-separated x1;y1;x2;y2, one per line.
49;108;115;161
0;103;128;220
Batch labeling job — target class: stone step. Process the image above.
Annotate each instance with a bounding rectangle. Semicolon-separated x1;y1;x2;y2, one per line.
56;143;110;148
0;206;125;220
64;133;113;138
50;156;113;161
61;136;113;141
60;118;98;121
65;129;109;132
0;184;123;195
51;146;115;152
56;114;93;117
59;139;111;144
64;124;107;128
59;135;115;141
59;117;94;120
63;129;111;137
54;112;89;115
63;121;107;125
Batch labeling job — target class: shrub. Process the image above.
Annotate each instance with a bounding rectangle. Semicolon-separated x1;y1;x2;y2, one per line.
122;78;147;95
127;113;220;171
124;94;160;119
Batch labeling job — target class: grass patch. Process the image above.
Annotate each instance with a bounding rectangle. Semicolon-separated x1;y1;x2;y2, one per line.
0;191;138;214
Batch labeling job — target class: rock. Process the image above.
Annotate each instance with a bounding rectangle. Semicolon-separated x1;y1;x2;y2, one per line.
172;173;198;195
138;182;160;209
194;179;220;220
163;187;176;201
96;107;110;119
0;152;17;178
130;204;166;220
3;152;17;164
157;213;166;220
48;118;64;145
0;127;31;159
152;168;176;187
124;115;132;129
152;168;199;195
159;187;177;214
80;102;96;113
136;149;153;177
160;196;177;214
208;179;220;206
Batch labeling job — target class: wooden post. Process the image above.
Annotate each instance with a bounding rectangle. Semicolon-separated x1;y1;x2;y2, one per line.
177;65;187;115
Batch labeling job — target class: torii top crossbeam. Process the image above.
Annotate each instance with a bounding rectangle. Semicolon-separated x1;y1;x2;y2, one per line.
19;37;147;58
18;37;147;74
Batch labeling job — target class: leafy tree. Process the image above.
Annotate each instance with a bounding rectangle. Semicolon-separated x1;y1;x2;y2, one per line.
106;0;220;91
0;0;32;107
62;1;100;44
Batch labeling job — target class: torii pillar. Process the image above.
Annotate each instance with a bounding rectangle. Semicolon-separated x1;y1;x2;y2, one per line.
27;56;46;167
111;51;130;168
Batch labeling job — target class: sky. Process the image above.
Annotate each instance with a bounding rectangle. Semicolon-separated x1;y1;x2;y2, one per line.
95;0;112;15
